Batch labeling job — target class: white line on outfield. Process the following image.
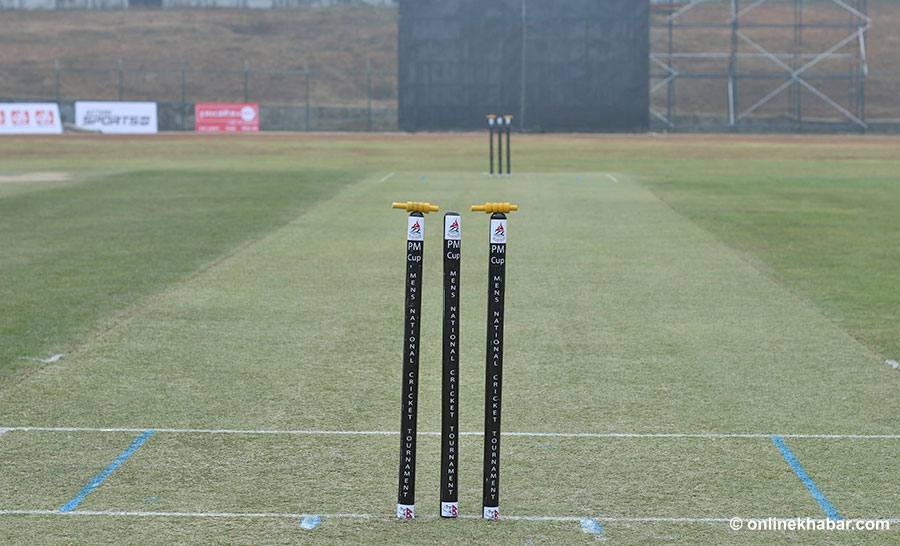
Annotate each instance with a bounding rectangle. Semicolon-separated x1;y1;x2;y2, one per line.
0;509;372;519
607;174;620;184
3;427;900;439
379;172;395;182
887;360;900;370
1;510;898;525
17;354;65;364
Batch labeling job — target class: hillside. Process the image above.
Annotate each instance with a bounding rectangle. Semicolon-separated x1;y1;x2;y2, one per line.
0;4;896;121
0;7;398;107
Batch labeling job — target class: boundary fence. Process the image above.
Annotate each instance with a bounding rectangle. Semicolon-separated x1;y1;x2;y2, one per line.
0;61;397;131
0;58;897;133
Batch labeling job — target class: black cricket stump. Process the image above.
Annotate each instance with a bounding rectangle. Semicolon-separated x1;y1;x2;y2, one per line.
470;202;517;520
504;116;512;176
440;212;461;517
392;201;438;519
497;123;503;176
487;115;496;177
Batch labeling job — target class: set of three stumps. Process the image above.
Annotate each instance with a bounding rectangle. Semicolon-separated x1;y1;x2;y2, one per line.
487;114;513;177
392;201;519;520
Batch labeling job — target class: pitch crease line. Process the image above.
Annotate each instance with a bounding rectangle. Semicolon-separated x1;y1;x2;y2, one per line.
4;427;900;440
379;172;395;183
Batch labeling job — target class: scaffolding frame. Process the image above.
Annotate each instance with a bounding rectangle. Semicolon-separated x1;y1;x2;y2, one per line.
650;0;870;131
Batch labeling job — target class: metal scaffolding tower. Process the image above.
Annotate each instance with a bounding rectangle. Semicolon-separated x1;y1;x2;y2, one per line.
650;0;870;131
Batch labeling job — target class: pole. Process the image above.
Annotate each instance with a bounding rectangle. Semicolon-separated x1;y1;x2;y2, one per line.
243;60;249;103
729;0;738;128
519;0;527;131
392;201;439;520
54;59;61;105
504;116;512;176
181;61;187;131
487;115;496;176
497;121;503;176
440;212;461;518
859;0;867;128
366;59;373;132
305;62;311;132
797;0;803;128
470;202;518;521
667;0;675;126
118;59;124;101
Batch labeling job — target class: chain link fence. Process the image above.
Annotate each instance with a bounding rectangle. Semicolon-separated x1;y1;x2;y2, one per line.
0;60;398;131
1;58;897;133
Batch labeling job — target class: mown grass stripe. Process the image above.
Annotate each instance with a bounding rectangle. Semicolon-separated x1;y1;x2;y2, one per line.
771;435;842;521
59;430;155;513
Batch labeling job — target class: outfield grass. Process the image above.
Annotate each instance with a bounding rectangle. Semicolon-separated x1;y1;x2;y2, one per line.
0;167;350;387
646;166;900;361
0;133;898;544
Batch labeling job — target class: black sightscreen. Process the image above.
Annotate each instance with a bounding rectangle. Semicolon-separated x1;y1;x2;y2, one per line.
398;0;649;132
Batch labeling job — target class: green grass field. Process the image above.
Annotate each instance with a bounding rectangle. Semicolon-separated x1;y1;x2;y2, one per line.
1;133;898;544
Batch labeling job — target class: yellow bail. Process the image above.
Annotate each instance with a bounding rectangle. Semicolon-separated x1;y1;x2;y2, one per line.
392;202;439;213
470;203;518;214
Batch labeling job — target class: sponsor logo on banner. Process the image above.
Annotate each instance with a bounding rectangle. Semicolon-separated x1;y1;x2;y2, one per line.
484;507;500;520
408;216;424;241
397;504;415;519
11;110;29;126
35;109;55;126
490;219;507;244
445;215;460;240
0;103;63;134
75;101;158;134
441;502;458;517
195;103;259;133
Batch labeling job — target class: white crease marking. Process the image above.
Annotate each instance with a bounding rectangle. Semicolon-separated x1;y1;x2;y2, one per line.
2;426;900;439
0;509;897;525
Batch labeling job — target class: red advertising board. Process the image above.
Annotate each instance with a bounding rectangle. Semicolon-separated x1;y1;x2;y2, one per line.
195;103;260;133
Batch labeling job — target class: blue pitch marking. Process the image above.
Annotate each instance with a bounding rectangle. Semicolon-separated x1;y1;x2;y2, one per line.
60;430;155;513
300;515;322;530
771;435;842;521
580;518;604;534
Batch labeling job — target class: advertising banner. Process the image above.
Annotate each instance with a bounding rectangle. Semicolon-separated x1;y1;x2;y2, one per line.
75;101;158;134
195;103;260;133
0;103;63;135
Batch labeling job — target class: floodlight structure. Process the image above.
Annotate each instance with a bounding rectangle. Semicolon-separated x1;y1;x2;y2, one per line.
649;0;870;131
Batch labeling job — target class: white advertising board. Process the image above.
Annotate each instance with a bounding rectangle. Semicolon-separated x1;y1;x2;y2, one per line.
0;103;63;135
75;101;158;134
